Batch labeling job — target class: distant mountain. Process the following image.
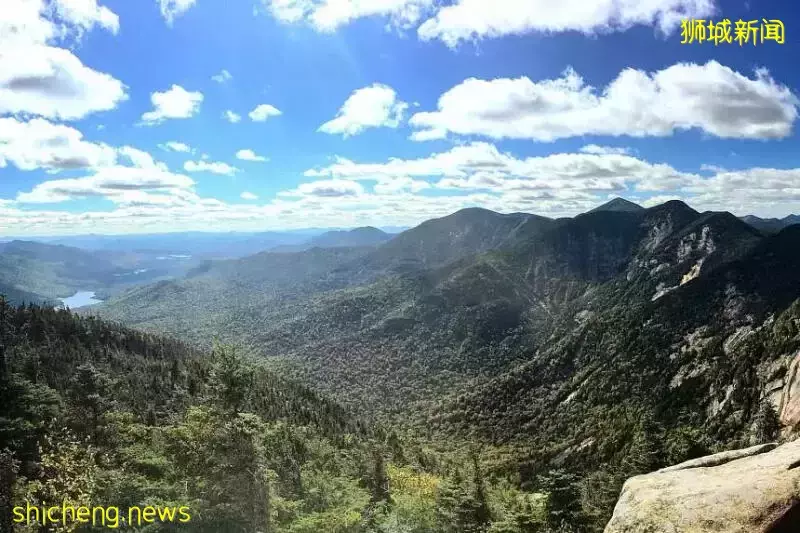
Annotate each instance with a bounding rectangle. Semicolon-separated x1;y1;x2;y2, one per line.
589;197;645;213
0;240;193;301
32;230;320;258
358;207;538;274
310;226;391;248
740;214;800;234
270;227;392;253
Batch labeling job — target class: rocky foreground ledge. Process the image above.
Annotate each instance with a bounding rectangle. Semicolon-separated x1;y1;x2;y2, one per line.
604;439;800;533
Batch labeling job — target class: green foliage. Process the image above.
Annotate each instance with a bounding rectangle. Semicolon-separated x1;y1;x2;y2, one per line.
1;303;568;532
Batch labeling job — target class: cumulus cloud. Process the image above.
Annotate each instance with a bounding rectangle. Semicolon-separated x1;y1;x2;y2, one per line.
580;144;631;155
236;149;268;162
417;0;716;47
17;167;194;204
158;0;197;25
141;85;204;125
183;159;238;175
0;117;117;171
212;69;232;83
264;0;717;44
374;177;431;195
249;104;282;122
281;179;365;198
266;0;433;31
240;191;259;200
159;141;193;153
223;110;242;123
319;84;408;137
409;62;798;142
0;0;126;120
306;141;699;197
684;168;800;213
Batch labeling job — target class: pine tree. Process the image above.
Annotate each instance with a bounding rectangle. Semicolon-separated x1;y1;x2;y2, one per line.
0;450;18;533
753;401;781;444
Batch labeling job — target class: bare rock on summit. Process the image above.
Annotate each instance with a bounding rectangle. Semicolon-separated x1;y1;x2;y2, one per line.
604;439;800;533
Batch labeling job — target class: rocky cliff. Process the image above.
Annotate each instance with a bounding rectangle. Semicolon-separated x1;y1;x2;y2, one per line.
604;439;800;533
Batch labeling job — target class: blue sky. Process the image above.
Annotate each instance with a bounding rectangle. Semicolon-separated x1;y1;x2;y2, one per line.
1;0;799;235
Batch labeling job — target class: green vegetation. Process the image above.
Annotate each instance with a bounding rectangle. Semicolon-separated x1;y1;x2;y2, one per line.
8;200;800;531
0;299;569;532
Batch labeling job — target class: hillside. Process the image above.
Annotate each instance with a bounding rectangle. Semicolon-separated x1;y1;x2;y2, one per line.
0;240;197;300
88;199;800;531
94;201;769;420
741;214;800;234
0;300;562;532
270;227;393;253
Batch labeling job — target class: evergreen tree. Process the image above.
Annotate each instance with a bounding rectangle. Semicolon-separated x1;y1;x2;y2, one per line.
753;401;781;444
537;470;583;532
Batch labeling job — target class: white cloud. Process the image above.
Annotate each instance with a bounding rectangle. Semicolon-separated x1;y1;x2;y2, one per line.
0;0;126;120
266;0;434;31
306;141;696;194
281;179;365;198
183;160;238;175
319;84;408;137
249;104;282;122
0;117;117;171
158;0;197;25
223;110;242;123
212;69;232;83
241;191;259;200
417;0;716;47
9;158;800;236
16;145;195;203
141;85;204;125
264;0;717;44
580;144;630;155
159;141;193;153
409;62;799;142
236;149;268;162
374;177;431;195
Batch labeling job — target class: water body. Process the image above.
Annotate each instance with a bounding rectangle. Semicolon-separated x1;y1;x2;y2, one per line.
61;291;102;309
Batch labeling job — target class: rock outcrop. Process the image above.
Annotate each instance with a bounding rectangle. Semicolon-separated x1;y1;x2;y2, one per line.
778;353;800;429
604;439;800;533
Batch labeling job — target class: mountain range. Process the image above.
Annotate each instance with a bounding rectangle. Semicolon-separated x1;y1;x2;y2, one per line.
6;197;800;531
89;199;800;445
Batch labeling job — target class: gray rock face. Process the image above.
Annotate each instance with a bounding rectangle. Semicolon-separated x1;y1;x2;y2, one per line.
604;439;800;533
778;354;800;428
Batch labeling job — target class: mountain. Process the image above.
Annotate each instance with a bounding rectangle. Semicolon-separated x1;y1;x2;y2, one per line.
269;226;392;253
357;207;540;274
310;226;392;248
589;197;645;213
89;199;800;530
33;230;320;259
92;208;541;341
0;240;194;300
0;301;555;532
740;214;800;234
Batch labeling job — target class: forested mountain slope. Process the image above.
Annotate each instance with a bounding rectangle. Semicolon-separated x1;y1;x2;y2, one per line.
94;200;773;425
49;199;800;531
0;240;196;301
0;300;571;532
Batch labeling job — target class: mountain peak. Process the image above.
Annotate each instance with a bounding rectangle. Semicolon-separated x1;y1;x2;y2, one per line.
589;198;644;213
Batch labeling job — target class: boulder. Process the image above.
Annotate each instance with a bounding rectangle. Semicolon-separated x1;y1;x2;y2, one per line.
604;439;800;533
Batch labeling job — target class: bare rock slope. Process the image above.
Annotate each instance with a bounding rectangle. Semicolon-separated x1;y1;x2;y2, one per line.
605;439;800;533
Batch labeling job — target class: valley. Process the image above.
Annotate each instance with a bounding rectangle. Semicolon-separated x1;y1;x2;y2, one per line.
5;198;800;532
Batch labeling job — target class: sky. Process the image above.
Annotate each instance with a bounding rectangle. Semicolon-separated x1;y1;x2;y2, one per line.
1;0;799;236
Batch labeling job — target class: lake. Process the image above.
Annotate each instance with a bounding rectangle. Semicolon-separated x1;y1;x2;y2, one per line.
61;291;102;308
